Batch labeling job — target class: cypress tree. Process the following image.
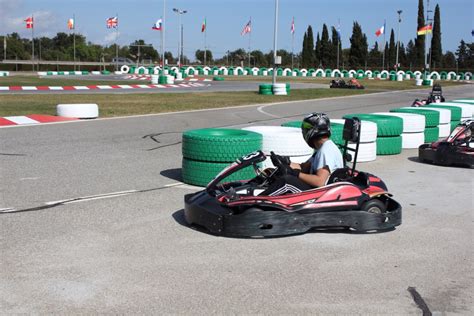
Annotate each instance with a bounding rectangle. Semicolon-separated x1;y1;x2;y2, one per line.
315;32;321;67
415;0;425;67
331;26;340;68
431;4;442;68
388;29;396;69
320;24;331;67
301;31;308;67
349;22;368;67
368;42;381;68
306;26;315;67
456;40;468;68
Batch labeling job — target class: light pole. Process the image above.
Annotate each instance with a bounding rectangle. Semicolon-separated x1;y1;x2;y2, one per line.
395;10;402;71
173;8;187;67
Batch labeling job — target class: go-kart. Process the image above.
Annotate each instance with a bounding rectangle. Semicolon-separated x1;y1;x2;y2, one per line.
419;119;474;168
412;83;445;106
330;79;365;89
184;118;402;237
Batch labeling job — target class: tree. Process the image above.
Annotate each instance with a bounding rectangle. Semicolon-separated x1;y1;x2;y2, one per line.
388;29;396;69
331;26;341;68
129;39;158;63
368;42;382;68
306;26;315;67
195;49;213;64
406;40;416;69
301;31;308;67
431;4;442;68
442;51;456;69
314;32;321;67
320;24;331;67
415;0;426;67
349;22;368;68
456;40;469;68
164;51;175;64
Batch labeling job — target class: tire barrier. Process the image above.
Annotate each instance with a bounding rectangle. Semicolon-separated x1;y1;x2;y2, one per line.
424;126;440;142
331;119;377;143
120;65;130;73
421;107;451;137
390;108;440;128
242;126;313;156
401;132;425;149
347;142;377;162
0;71;9;76
259;84;273;95
342;114;403;137
332;119;377;161
56;103;99;119
181;128;262;186
213;76;224;81
373;112;425;133
272;83;287;95
441;102;473;119
376;136;403;155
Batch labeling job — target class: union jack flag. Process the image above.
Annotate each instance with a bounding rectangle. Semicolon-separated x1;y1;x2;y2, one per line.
107;16;118;29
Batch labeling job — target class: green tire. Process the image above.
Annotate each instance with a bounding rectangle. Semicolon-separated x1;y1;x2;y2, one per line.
213;76;224;81
424;105;462;121
390;108;440;127
280;121;301;128
182;158;256;187
280;121;344;145
343;114;403;136
424;126;439;142
376;136;402;155
259;91;273;95
182;128;262;162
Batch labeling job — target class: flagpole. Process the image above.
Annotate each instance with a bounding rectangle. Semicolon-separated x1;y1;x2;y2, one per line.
204;17;207;66
115;13;119;71
272;0;279;86
162;0;166;72
248;17;251;68
31;14;35;71
337;19;340;69
291;17;294;69
73;14;76;71
382;19;386;70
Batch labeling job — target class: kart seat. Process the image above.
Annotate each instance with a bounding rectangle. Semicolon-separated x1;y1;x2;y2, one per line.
326;167;369;189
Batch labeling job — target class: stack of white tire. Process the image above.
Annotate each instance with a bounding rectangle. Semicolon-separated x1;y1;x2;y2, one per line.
151;75;159;84
175;72;183;80
272;83;287;96
57;104;99;119
442;102;474;120
374;112;426;148
331;119;378;162
166;75;175;84
242;126;313;168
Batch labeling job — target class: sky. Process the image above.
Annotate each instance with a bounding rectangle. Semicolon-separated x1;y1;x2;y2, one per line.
0;0;472;58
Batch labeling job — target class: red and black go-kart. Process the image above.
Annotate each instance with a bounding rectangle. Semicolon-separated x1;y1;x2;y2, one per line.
419;119;474;168
412;83;445;106
184;118;402;237
330;78;365;89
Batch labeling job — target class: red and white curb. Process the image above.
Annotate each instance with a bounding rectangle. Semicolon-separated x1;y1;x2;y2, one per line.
123;75;212;82
0;114;79;127
0;83;206;92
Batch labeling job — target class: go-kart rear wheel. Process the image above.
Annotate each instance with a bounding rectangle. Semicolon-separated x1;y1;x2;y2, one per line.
361;199;386;214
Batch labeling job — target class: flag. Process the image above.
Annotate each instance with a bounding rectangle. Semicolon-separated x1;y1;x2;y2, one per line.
25;17;34;29
417;24;433;36
201;18;206;33
241;19;251;36
67;18;75;30
107;16;118;29
152;19;162;31
290;17;295;35
375;24;385;37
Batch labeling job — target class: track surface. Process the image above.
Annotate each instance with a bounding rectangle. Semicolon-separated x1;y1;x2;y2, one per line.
1;85;473;314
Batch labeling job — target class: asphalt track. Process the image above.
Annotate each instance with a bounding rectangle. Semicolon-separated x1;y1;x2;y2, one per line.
1;85;473;314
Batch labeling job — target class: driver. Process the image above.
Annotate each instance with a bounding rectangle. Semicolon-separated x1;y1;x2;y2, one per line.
261;113;344;196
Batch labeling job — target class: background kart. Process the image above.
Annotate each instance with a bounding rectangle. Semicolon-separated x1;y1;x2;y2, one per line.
419;119;474;168
330;79;365;89
184;118;402;238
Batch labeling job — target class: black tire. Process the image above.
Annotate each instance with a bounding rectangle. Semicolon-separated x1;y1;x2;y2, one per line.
361;199;386;214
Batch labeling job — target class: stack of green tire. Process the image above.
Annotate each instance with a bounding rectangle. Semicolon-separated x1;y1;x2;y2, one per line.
286;83;291;95
102;70;111;75
343;114;403;155
280;121;344;148
182;128;263;187
425;104;462;132
213;76;224;81
390;108;440;142
158;75;168;84
82;71;89;75
259;84;273;95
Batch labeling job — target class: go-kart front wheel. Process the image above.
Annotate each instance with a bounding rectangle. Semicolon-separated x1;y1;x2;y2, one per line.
361;199;386;214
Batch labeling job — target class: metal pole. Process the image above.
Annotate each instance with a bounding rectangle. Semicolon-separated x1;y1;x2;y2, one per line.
395;10;402;71
162;0;166;71
337;19;340;69
272;0;279;85
181;24;184;65
115;13;119;71
382;20;386;70
204;19;207;66
177;13;181;66
73;14;76;71
248;17;251;68
291;17;294;70
32;14;35;71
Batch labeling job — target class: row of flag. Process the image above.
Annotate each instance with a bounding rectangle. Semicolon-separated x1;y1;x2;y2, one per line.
24;16;435;37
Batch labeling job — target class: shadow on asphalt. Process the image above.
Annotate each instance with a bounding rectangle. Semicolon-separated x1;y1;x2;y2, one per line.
160;168;183;182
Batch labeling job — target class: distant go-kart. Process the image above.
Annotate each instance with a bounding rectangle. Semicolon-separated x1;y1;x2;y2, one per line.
419;119;474;168
184;118;401;238
412;83;446;106
330;79;365;90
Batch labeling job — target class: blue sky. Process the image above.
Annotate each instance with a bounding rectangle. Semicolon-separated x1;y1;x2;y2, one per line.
1;0;472;58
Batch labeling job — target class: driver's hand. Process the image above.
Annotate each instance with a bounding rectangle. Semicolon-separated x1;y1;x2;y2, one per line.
270;151;291;167
278;164;301;178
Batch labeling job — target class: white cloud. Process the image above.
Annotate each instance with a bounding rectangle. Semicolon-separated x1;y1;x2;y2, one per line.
104;31;120;44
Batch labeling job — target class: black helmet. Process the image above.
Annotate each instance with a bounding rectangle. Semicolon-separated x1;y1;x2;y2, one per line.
301;113;331;148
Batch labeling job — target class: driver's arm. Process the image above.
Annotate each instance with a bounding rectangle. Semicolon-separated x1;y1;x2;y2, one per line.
290;161;311;173
297;166;331;187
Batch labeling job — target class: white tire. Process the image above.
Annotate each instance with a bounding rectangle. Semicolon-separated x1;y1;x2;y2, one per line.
91;71;101;75
374;112;425;133
331;119;377;143
436;102;473;118
37;72;47;76
74;71;82;75
262;153;313;169
422;107;451;124
438;123;451;138
57;104;99;119
401;132;425;149
242;126;313;156
452;99;474;104
120;65;130;73
348;142;376;162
